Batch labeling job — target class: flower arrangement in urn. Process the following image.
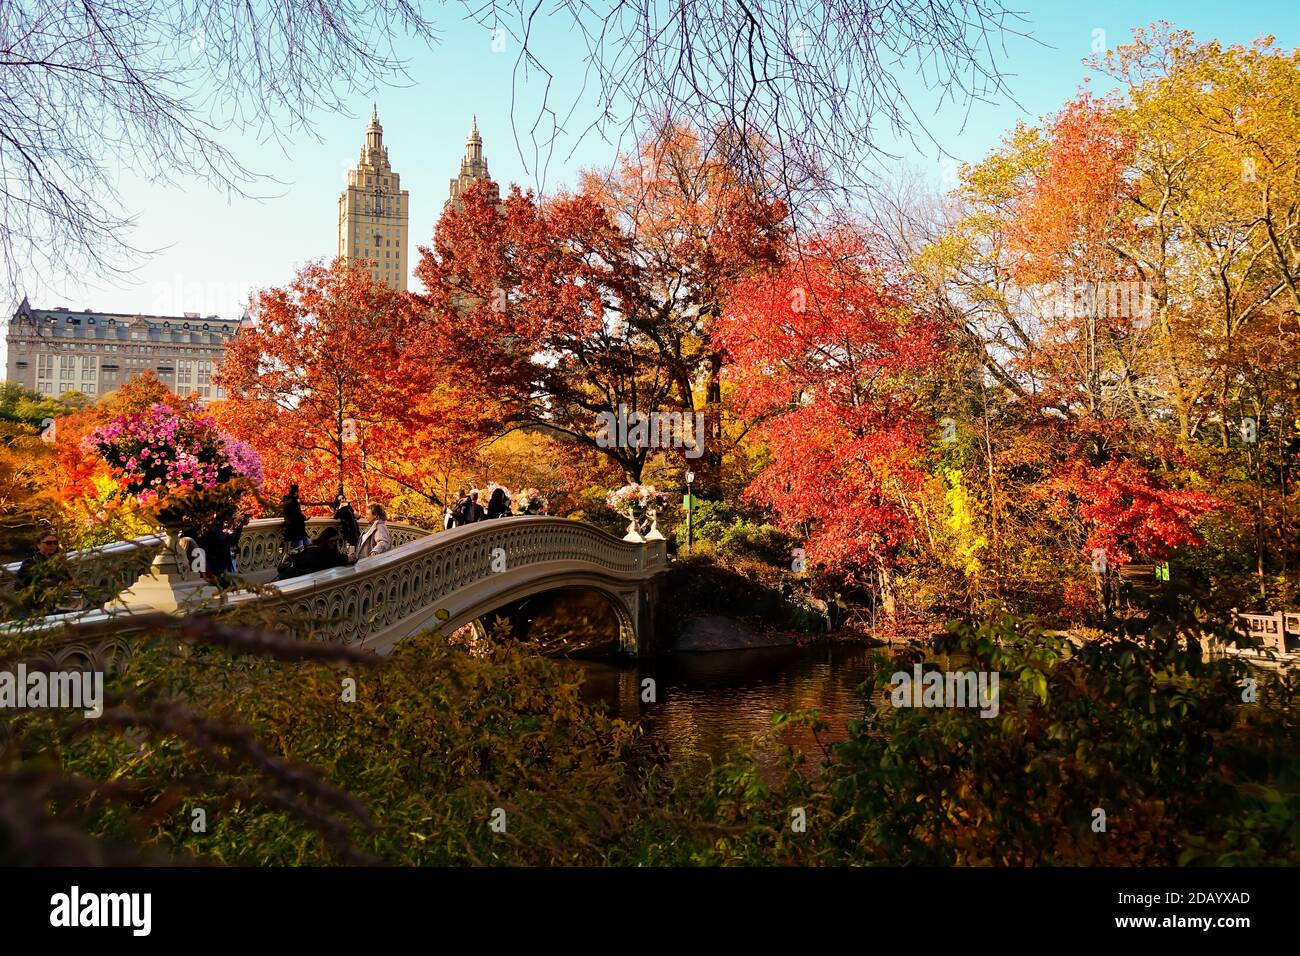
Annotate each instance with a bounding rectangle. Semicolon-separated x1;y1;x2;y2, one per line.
606;482;670;540
84;401;263;530
516;488;546;515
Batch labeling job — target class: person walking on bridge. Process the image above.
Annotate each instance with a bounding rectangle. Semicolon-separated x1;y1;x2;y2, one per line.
486;486;513;519
281;484;309;551
452;489;485;526
445;489;466;530
333;491;361;557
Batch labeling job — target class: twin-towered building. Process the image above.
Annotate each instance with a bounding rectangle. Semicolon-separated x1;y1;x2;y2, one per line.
337;106;497;291
6;109;497;400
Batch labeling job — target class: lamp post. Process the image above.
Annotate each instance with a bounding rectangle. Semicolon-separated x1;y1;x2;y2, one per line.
684;469;695;554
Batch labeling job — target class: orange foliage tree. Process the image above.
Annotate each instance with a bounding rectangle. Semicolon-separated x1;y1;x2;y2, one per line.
214;258;497;512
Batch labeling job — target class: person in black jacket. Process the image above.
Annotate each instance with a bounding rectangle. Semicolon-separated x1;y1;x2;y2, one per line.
452;489;486;525
486;487;512;519
281;484;309;550
276;528;349;581
444;488;466;530
333;491;361;552
195;523;236;583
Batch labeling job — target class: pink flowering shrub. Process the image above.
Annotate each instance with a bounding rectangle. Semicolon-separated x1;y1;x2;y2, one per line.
220;436;264;490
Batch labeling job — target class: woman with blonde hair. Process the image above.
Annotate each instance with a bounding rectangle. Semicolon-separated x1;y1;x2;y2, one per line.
355;503;392;561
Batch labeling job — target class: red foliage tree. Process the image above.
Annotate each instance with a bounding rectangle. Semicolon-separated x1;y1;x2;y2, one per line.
1051;457;1221;569
716;231;947;583
417;124;788;485
417;182;658;480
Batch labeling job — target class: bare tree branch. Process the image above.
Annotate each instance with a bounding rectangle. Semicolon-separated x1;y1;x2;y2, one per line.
0;0;439;299
459;0;1030;226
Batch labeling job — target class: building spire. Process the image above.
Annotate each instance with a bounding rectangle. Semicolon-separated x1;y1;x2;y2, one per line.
463;116;485;173
447;114;498;211
365;103;383;153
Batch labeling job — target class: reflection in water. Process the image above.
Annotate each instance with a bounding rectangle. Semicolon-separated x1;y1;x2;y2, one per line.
484;595;982;772
573;644;891;769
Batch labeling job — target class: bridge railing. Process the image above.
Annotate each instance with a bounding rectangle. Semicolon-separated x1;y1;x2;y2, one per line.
2;517;431;599
234;517;429;577
5;517;666;666
253;516;665;648
2;532;163;607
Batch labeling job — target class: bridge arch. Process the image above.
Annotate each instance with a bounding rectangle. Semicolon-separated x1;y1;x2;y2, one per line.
394;575;642;656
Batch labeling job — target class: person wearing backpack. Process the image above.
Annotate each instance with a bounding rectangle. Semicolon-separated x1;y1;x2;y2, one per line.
452;489;485;526
446;489;467;530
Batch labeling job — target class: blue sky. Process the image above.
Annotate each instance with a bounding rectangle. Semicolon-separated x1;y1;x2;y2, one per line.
10;1;1300;337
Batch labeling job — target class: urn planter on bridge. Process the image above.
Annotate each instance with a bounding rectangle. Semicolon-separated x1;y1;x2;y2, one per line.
82;398;261;615
113;520;216;614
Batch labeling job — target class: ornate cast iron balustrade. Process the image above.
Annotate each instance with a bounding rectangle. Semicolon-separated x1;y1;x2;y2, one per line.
2;517;430;598
6;516;667;667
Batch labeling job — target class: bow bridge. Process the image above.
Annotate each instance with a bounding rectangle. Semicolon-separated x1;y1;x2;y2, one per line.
3;517;668;665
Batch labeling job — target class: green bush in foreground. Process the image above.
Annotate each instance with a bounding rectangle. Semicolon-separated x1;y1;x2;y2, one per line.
1;605;1295;865
816;617;1298;865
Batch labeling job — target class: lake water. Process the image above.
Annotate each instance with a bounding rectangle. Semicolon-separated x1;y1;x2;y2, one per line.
573;643;892;769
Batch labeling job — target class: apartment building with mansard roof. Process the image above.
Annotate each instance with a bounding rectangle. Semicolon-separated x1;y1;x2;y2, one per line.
4;297;240;402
